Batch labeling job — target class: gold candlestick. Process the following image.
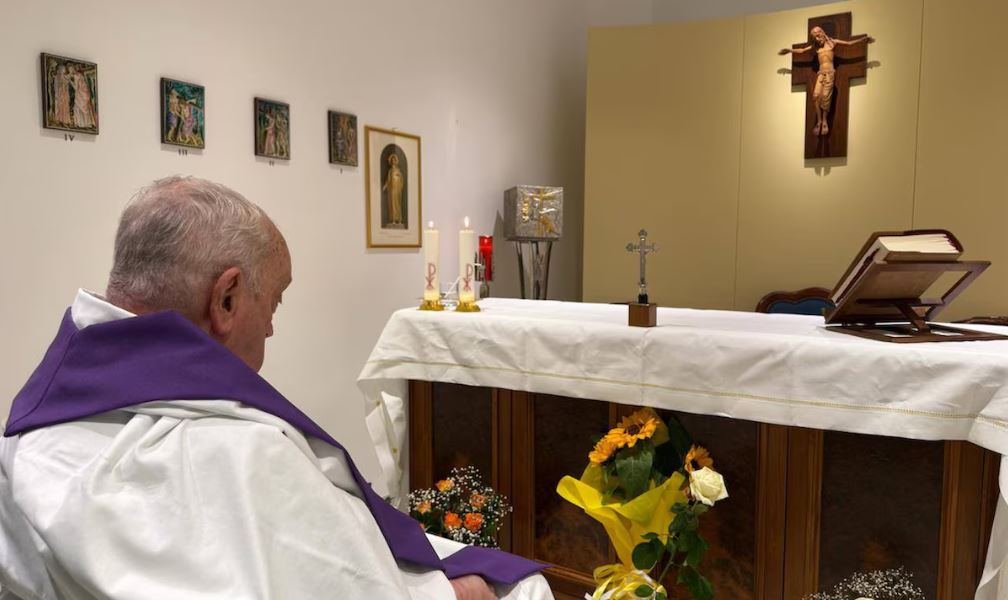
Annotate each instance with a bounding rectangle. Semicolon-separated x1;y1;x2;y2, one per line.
455;299;481;312
419;298;444;311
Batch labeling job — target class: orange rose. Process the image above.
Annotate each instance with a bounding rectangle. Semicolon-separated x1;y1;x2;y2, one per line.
444;511;462;529
469;493;487;509
463;512;484;533
416;500;432;515
436;479;455;493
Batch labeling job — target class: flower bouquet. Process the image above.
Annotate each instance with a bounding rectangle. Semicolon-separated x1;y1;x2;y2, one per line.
408;465;511;548
805;567;925;600
556;407;728;600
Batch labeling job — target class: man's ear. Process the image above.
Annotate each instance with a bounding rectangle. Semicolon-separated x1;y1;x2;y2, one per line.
209;267;243;338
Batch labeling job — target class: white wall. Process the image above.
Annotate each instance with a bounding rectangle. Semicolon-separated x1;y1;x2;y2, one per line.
0;0;650;492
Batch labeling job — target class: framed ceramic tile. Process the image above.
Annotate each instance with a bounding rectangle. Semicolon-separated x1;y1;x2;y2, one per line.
328;110;358;166
254;97;290;160
161;78;205;148
41;53;98;134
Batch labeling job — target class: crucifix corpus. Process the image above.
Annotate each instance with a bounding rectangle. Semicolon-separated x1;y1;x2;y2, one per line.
625;229;658;327
778;12;874;159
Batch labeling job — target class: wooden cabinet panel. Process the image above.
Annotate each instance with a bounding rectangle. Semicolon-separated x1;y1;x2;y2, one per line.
818;432;945;596
532;394;612;575
659;410;759;599
408;382;999;600
431;382;494;483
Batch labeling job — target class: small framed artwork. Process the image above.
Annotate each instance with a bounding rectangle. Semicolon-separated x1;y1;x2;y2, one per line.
254;97;290;160
160;78;205;148
41;53;98;134
364;126;422;248
328;110;358;166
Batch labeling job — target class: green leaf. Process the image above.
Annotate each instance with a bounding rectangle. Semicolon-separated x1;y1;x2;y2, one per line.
677;530;698;553
691;574;714;600
677;567;713;600
632;540;660;571
691;503;709;516
686;535;709;568
669;511;688;534
677;566;698;586
652;437;682;477
642;532;660;541
664;415;693;462
655;593;667;600
666;533;678;555
634;584;653;597
615;441;655;499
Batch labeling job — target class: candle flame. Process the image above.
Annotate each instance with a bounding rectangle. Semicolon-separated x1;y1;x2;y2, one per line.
428;221;434;229
464;216;470;228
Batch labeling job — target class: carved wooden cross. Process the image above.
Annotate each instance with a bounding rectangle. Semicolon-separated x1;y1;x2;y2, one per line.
784;12;871;159
626;229;657;304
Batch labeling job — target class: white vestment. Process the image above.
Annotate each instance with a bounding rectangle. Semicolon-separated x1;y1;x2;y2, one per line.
0;290;552;600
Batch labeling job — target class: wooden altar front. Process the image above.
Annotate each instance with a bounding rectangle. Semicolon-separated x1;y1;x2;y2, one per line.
408;381;1000;600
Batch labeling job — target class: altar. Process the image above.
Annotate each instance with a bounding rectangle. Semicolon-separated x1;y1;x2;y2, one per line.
357;299;1007;599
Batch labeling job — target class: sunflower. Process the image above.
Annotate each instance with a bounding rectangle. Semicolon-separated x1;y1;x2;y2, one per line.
610;408;660;448
588;435;620;464
684;444;714;473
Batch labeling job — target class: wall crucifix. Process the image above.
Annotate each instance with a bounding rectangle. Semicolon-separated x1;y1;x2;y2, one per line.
778;12;874;159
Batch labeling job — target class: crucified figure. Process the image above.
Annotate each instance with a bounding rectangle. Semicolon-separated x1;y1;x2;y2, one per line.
779;26;873;136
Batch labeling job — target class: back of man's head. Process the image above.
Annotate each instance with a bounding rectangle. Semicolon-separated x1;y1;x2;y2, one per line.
107;176;276;320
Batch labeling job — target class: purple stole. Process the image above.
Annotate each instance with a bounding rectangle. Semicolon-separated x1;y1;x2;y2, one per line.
6;309;544;585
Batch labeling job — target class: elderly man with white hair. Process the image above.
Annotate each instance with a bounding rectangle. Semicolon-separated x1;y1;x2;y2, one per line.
0;176;551;600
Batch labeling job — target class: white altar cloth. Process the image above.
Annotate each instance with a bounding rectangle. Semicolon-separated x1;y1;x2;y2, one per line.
357;298;1008;599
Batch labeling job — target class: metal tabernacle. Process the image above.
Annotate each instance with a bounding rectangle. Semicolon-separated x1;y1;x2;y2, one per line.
504;186;563;300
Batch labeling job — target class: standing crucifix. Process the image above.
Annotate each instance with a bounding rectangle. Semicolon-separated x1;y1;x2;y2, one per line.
626;229;657;304
778;12;874;158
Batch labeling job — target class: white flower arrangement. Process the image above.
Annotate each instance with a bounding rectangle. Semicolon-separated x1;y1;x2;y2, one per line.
805;567;925;600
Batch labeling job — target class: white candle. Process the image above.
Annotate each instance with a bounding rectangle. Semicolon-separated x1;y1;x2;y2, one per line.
458;216;476;304
423;221;440;302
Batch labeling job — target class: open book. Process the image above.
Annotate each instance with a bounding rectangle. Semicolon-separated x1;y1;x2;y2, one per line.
829;230;961;305
824;230;1003;342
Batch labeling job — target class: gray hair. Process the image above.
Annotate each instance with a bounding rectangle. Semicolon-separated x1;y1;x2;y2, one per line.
107;176;277;317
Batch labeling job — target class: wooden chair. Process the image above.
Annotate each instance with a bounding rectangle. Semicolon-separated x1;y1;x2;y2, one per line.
756;287;834;316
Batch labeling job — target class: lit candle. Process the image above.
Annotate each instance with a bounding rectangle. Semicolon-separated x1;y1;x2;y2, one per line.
478;236;493;282
423;221;440;302
458;216;476;304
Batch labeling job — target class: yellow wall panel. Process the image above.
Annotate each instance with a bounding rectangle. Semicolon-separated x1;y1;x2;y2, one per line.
585;0;1008;320
583;20;744;308
734;0;922;311
912;0;1008;320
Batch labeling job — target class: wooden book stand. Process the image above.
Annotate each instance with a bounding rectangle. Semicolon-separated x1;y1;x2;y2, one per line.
824;260;1008;343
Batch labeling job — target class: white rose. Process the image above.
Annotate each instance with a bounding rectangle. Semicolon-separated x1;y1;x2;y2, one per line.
689;467;728;506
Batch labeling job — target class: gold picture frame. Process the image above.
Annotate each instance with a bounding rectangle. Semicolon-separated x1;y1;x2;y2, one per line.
364;125;422;248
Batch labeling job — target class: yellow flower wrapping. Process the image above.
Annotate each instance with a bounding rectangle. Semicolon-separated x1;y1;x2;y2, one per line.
590;563;667;600
555;465;687;566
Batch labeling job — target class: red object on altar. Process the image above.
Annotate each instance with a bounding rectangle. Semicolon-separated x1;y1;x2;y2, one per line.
479;236;493;281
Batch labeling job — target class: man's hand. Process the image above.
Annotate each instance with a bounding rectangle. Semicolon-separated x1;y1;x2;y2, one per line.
449;575;498;600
